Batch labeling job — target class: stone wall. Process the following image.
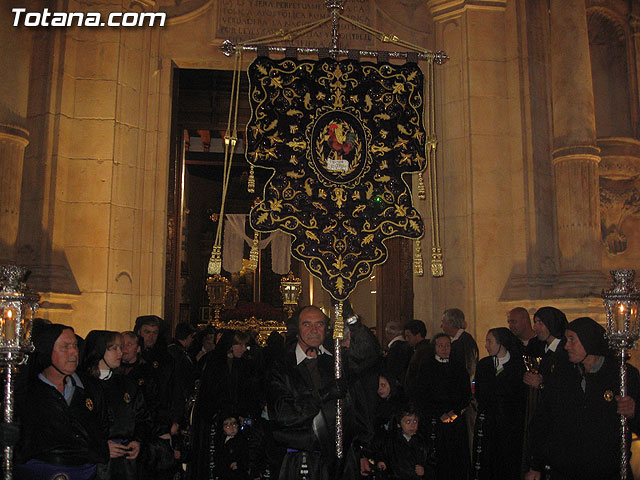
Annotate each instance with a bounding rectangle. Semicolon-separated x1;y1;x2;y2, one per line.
1;0;639;341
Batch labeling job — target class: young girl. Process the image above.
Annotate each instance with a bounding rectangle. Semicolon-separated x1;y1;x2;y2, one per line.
80;330;150;480
374;373;406;435
372;404;435;480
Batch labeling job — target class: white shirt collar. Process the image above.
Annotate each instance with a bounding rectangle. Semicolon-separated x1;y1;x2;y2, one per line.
450;329;463;342
388;335;405;348
435;354;449;363
545;337;561;353
496;350;511;368
295;342;332;365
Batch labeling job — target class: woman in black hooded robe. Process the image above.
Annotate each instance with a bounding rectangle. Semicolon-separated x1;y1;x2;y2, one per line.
188;330;262;480
473;327;526;480
80;330;151;480
422;333;471;480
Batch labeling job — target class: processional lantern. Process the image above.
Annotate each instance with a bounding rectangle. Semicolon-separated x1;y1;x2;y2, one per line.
602;269;640;480
280;271;302;319
0;265;39;480
205;274;231;322
603;270;640;348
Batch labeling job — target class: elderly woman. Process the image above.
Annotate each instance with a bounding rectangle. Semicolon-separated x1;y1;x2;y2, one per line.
523;306;569;391
420;333;471;480
473;327;526;480
80;330;151;480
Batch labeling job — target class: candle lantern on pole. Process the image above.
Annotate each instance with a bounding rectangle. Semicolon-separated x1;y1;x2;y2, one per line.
602;269;640;480
0;265;39;480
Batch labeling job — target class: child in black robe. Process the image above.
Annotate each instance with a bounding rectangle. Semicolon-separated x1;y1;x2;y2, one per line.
371;405;435;480
215;415;250;480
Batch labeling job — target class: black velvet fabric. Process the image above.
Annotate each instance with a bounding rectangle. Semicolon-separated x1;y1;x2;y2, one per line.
188;333;262;480
421;357;471;480
247;56;427;300
473;354;527;480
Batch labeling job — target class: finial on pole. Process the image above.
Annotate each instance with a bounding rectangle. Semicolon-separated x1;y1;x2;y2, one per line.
325;0;344;55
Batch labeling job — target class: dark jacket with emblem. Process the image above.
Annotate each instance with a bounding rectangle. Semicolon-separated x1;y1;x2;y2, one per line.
529;357;640;479
101;373;151;442
16;372;110;466
141;345;180;429
97;372;152;480
122;359;163;433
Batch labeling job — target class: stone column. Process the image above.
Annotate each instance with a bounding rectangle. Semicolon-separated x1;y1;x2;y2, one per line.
630;12;640;138
0;126;29;263
550;0;604;294
0;5;31;264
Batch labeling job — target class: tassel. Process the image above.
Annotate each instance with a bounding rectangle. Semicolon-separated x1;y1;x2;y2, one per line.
431;246;443;277
417;173;426;200
248;231;259;269
414;240;424;276
248;165;255;193
208;245;222;275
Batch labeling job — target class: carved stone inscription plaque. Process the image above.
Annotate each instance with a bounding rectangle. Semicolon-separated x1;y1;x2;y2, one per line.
216;0;374;49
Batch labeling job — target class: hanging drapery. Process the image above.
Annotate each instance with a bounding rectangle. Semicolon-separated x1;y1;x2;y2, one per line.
211;6;447;462
247;55;426;301
222;214;292;275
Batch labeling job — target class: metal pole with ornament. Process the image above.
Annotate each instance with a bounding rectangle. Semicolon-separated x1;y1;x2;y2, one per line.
0;265;39;480
602;269;640;480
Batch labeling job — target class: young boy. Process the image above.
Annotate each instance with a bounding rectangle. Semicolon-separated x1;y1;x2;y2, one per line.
372;404;435;479
216;415;250;480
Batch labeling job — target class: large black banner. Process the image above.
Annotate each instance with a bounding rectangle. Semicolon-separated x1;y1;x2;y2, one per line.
247;56;426;300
